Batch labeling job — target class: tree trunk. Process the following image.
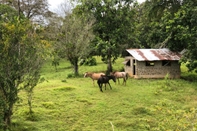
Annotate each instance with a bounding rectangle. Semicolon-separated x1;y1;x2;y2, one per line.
28;92;33;114
3;106;13;131
68;57;79;76
107;58;112;75
107;50;113;75
73;59;79;76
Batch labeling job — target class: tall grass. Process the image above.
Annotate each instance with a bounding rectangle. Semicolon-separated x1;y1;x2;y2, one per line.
11;57;197;131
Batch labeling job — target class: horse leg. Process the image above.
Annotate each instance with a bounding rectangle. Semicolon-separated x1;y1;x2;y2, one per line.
105;83;107;90
123;78;126;86
97;80;103;92
108;82;112;90
122;78;125;85
99;84;103;92
118;78;120;84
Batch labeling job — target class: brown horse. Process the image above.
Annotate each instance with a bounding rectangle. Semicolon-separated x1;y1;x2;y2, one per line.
84;72;105;86
110;71;128;86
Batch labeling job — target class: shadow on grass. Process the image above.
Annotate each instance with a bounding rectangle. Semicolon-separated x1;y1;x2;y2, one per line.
11;122;38;131
11;112;40;131
53;86;75;92
54;66;73;72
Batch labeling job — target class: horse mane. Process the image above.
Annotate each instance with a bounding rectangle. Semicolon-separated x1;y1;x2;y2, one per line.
111;71;117;74
85;72;95;75
84;72;105;78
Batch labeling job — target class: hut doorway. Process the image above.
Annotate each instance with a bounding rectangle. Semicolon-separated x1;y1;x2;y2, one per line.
133;59;136;75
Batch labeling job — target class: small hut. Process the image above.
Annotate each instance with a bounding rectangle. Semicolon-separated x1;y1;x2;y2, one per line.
124;48;181;79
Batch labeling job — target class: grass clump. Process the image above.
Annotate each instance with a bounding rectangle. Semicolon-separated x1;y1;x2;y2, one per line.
42;102;55;109
76;98;93;105
53;86;75;92
61;79;67;82
132;106;152;115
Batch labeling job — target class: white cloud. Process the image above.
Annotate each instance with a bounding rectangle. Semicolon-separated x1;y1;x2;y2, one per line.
137;0;146;3
48;0;65;11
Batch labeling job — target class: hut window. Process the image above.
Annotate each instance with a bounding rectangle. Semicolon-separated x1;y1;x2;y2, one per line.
126;60;130;66
162;61;171;66
146;61;154;66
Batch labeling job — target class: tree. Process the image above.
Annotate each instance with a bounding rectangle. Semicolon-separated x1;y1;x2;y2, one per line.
44;12;63;71
56;11;94;75
0;0;51;23
130;2;151;49
134;0;181;48
160;0;197;72
138;0;197;72
74;0;137;74
0;4;45;130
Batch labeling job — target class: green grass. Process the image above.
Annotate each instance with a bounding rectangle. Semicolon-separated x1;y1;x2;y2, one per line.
11;57;197;131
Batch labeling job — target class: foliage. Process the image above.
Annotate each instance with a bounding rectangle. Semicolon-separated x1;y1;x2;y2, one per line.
136;0;197;72
0;0;51;23
0;4;45;130
51;51;60;72
74;0;137;74
145;0;181;21
56;11;95;75
79;57;97;66
181;64;197;81
161;1;197;72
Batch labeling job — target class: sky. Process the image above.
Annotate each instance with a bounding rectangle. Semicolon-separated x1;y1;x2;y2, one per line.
48;0;146;11
48;0;65;11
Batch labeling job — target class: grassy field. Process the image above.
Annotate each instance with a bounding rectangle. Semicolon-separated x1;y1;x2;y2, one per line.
11;57;197;131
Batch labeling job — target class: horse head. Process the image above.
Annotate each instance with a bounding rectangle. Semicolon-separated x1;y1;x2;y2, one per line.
111;75;116;83
110;72;114;75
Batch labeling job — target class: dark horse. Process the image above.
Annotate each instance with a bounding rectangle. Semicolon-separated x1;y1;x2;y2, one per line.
97;75;116;92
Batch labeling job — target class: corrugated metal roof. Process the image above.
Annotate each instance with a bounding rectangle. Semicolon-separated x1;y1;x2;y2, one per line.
126;48;181;61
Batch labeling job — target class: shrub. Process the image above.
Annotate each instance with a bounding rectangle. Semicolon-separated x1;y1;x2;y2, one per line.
67;73;74;78
181;72;197;82
79;57;97;66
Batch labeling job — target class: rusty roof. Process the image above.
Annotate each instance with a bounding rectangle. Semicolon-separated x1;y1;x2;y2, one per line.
126;48;181;61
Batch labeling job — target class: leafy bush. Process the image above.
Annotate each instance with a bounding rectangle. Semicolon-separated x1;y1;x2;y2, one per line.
61;79;67;83
79;57;97;66
181;72;197;82
67;73;74;78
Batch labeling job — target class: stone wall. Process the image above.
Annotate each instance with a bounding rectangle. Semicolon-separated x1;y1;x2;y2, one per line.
124;56;181;78
135;61;180;78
